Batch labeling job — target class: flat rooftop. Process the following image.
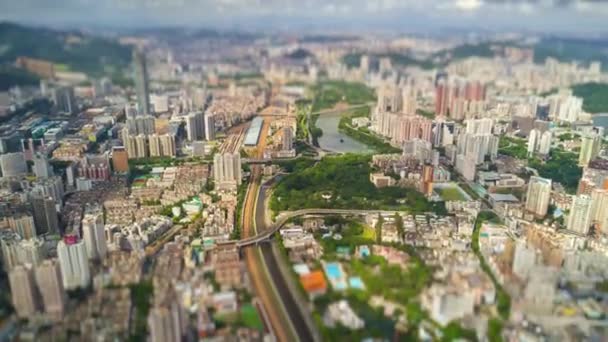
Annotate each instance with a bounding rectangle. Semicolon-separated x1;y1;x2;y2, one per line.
243;116;263;146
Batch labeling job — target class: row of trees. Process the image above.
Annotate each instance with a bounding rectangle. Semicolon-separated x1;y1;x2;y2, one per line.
572;82;608;113
498;136;582;194
338;115;401;154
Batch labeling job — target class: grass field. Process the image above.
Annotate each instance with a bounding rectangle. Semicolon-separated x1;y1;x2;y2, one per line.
437;186;468;201
361;225;376;241
215;303;264;331
311;81;376;112
239;304;264;330
54;63;71;72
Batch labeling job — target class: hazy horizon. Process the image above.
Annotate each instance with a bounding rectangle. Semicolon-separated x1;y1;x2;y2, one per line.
2;0;608;36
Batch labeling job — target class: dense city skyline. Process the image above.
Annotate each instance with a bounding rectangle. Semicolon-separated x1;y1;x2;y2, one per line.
2;3;608;341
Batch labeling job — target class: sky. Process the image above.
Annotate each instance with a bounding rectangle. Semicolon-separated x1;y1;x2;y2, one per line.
2;0;608;34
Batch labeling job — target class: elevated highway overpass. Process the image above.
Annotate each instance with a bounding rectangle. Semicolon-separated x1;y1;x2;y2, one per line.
235;208;402;248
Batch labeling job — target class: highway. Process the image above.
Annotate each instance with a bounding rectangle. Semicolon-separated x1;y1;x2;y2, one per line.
240;113;381;341
243;155;323;164
254;181;317;342
241;116;297;342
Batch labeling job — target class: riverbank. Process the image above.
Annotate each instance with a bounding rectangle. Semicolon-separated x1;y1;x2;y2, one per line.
315;114;372;153
337;111;401;154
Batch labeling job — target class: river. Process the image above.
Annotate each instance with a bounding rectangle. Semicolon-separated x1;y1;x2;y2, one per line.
592;113;608;132
315;113;373;154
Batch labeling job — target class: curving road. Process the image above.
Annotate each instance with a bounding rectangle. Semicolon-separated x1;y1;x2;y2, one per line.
253;180;317;342
245;182;404;341
239;208;399;247
241;116;302;342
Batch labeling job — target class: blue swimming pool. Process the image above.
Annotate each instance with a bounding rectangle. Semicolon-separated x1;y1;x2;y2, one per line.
349;277;365;290
323;262;348;290
325;262;343;279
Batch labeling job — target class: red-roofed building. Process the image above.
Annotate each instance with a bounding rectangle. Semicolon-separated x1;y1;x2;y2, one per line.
300;271;327;299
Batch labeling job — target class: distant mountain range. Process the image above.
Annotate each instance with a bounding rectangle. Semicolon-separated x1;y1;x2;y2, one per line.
343;38;608;72
2;20;607;86
0;21;132;77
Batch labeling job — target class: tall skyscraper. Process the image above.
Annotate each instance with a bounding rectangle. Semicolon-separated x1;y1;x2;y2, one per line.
379;57;392;73
590;189;608;232
31;194;59;235
123;128;144;160
0;234;45;270
204;113;216;141
160;134;176;157
579;134;601;167
432;120;456;147
57;236;90;290
148;134;162;157
375;112;433;145
555;96;583;123
51;86;77;114
8;213;37;239
455;153;477;181
435;79;449;117
421;164;434;197
33;153;52;178
150;94;169;113
213;153;242;189
31;175;64;205
148;134;176;157
81;213;107;260
282;126;293;151
185;112;205;141
133;49;150;115
465;118;493;135
401;84;417;115
125;104;138;119
9;264;39;318
376;85;403;113
135;134;148;158
359;55;369;74
456;132;498;165
434;78;486;120
525;176;552;218
35;259;66;320
123;129;151;160
403;139;432;162
148;302;185;342
527;129;540;156
538;131;552;156
126;115;155;135
568;195;592;235
0;152;27;177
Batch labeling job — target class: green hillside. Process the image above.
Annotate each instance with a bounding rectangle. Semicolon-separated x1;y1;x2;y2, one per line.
534;37;608;70
344;38;608;73
0;22;132;76
342;52;435;70
0;65;39;91
572;82;608;114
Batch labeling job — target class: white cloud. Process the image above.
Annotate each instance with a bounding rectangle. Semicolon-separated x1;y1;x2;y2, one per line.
2;0;608;33
455;0;484;11
518;2;535;15
322;3;337;14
